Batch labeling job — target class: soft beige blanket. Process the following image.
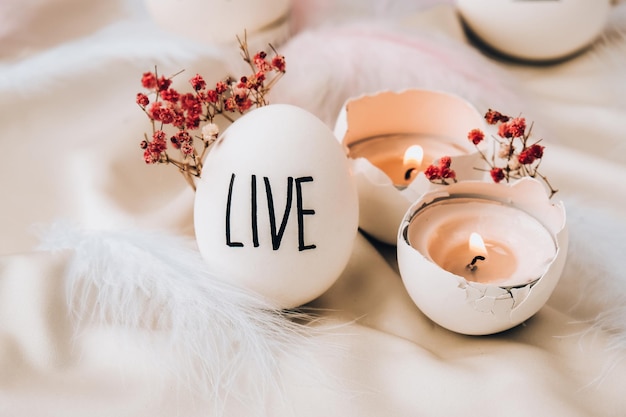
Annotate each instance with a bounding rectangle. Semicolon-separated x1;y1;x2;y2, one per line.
1;1;625;416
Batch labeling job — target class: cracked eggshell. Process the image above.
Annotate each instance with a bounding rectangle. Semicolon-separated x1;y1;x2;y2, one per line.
334;89;487;245
457;0;612;62
194;104;359;309
397;179;568;335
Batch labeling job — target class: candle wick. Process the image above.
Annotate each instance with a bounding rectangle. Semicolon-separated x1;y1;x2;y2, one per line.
466;255;486;272
404;167;416;181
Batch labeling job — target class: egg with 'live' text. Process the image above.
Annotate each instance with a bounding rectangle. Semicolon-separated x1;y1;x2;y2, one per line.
194;104;359;308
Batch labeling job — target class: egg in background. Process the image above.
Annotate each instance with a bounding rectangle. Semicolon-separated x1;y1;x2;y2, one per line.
457;0;612;62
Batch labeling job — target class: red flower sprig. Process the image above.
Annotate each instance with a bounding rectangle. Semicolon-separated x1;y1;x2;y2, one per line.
424;156;457;185
136;33;286;190
469;109;558;197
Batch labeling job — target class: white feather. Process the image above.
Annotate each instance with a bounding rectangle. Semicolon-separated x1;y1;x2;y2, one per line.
552;197;626;354
38;223;323;416
268;21;524;127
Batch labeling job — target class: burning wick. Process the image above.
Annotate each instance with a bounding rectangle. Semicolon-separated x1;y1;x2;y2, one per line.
403;145;424;182
466;255;486;272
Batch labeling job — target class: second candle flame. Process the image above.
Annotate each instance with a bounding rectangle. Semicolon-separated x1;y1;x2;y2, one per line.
403;145;424;167
469;232;488;257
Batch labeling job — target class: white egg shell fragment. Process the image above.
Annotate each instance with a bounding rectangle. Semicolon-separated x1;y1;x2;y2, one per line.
194;104;359;309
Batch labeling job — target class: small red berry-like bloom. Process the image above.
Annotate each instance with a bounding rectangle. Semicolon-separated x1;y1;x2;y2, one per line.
518;144;543;165
153;130;166;142
174;130;191;144
205;89;218;103
468;128;485;145
172;114;185;129
440;168;456;180
148;139;166;155
158;108;175;124
215;81;228;94
143;149;159;164
141;72;157;89
499;117;526;138
181;141;194;156
440;167;456;180
271;55;286;72
180;93;200;112
237;97;253;112
438;156;452;168
157;76;172;92
170;136;181;149
424;165;441;181
186;115;200;129
223;97;236;112
484;109;509;125
528;143;544;159
140;140;148;149
490;167;505;183
253;51;271;72
136;93;149;106
148;102;162;120
190;74;206;91
160;88;180;103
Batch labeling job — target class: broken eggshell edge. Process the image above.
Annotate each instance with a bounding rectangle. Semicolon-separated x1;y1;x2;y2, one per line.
396;178;568;336
333;89;488;245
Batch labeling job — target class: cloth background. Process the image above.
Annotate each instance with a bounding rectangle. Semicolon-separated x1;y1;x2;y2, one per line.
1;1;626;416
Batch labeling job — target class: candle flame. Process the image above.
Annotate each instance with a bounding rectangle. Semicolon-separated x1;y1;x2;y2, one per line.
403;145;424;167
469;232;488;256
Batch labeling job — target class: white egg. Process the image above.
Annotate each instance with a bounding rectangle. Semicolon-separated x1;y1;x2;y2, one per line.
194;104;359;309
144;0;291;45
457;0;612;62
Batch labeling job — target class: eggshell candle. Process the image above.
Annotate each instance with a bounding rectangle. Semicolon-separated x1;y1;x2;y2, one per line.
334;89;487;245
397;178;568;335
194;104;359;309
457;0;612;62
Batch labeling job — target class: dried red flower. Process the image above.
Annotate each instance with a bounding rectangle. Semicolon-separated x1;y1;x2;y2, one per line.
484;109;509;125
518;144;544;165
271;55;286;72
148;102;162;120
468;109;557;197
190;74;206;91
156;76;172;92
215;81;228;94
498;117;526;138
143;149;160;164
528;143;544;159
424;156;457;184
468;128;485;145
136;93;149;107
160;89;180;103
205;89;218;103
424;165;440;181
490;167;505;183
137;34;286;190
438;156;452;168
181;141;194;156
141;72;157;89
